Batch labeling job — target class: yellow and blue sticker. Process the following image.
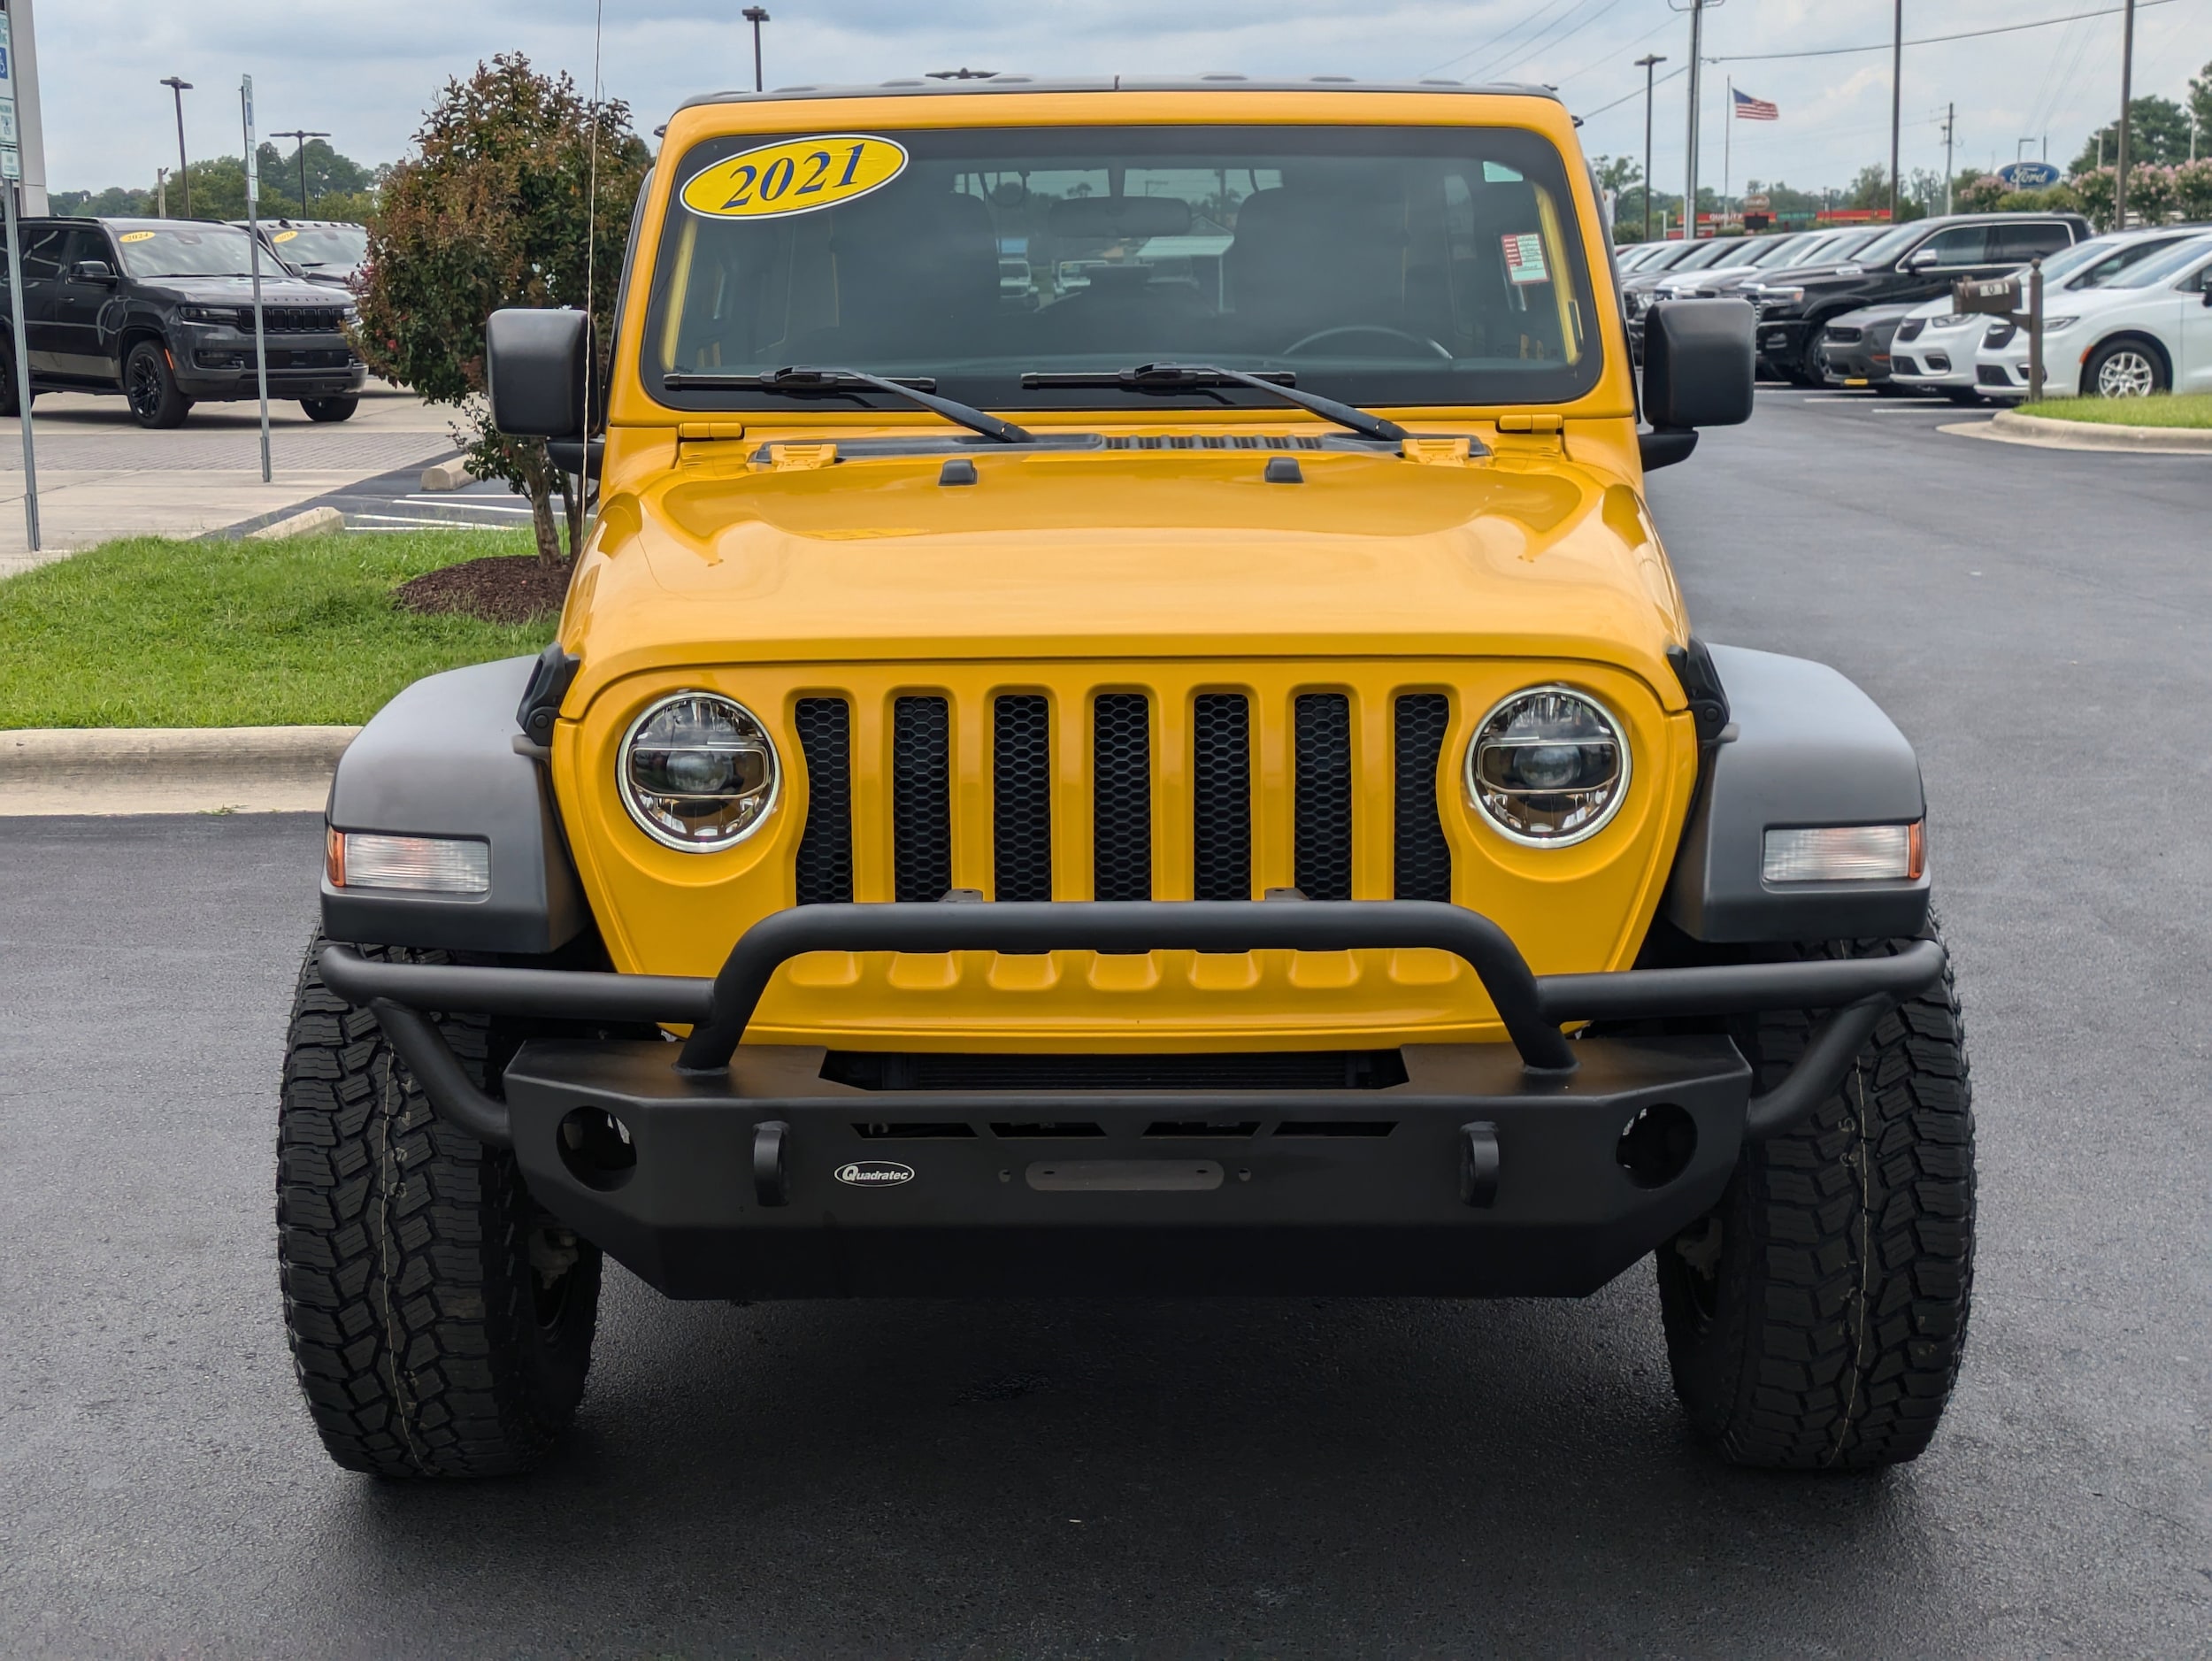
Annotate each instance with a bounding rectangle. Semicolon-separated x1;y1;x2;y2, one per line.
680;134;909;220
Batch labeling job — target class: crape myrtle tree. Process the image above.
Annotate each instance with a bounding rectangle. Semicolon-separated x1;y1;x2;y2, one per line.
355;55;650;566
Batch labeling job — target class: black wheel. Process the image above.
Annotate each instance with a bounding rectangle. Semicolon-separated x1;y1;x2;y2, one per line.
123;339;191;428
0;336;29;418
1656;927;1975;1470
1793;331;1828;388
2081;336;2168;399
300;395;359;423
277;934;601;1478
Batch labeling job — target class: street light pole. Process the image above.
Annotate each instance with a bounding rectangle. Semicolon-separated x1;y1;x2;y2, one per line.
1888;0;1902;222
160;75;192;219
741;6;770;94
270;128;328;215
2116;0;2136;227
1682;0;1705;240
1637;53;1666;242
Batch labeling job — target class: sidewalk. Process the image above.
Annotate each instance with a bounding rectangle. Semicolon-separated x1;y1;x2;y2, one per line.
0;381;461;577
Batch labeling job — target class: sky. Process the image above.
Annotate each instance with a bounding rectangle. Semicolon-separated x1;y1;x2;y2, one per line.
34;0;2212;200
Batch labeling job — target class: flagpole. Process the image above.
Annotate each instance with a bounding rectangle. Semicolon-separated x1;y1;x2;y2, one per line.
1725;78;1732;228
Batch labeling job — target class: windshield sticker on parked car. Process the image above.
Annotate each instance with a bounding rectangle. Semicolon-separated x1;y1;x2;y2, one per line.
680;134;910;220
273;229;299;242
119;230;157;242
1502;232;1550;285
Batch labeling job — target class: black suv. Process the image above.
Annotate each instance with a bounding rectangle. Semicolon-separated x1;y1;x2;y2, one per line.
1746;211;2091;385
0;217;366;427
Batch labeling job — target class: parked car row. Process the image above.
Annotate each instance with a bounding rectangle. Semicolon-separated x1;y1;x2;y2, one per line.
1814;226;2212;402
0;216;368;427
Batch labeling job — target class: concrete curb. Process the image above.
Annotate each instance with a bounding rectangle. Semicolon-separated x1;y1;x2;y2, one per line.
0;726;357;816
1978;409;2212;453
248;505;348;540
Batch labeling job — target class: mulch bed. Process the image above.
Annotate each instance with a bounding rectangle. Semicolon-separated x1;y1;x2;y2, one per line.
392;556;572;625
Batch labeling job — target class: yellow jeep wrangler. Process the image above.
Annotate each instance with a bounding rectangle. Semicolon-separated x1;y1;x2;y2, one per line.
282;77;1971;1479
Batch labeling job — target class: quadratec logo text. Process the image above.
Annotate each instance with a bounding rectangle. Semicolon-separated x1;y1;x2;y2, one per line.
835;1161;915;1187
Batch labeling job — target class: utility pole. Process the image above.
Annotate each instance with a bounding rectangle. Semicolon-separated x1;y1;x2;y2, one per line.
156;165;169;218
1944;105;1956;214
241;76;271;485
1681;0;1707;240
2;0;41;552
160;76;192;219
1637;52;1666;242
2115;0;2136;227
271;128;327;215
741;6;770;93
1888;0;1903;222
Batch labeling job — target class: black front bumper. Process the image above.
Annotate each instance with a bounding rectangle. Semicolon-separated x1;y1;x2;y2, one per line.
1819;336;1893;384
175;346;365;401
319;901;1945;1301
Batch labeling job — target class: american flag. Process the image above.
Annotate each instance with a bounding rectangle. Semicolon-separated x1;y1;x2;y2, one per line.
1733;88;1779;121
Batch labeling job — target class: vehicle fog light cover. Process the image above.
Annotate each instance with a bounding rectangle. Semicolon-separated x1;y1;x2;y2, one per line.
1762;822;1924;883
618;691;780;850
326;828;491;894
1467;686;1629;846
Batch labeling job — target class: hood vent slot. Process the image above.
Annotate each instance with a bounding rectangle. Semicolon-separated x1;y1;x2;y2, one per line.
1101;434;1325;450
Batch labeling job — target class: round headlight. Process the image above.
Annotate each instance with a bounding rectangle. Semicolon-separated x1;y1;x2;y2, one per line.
618;692;780;851
1468;687;1629;847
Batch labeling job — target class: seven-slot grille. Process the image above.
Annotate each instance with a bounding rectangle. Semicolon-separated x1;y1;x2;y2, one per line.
794;686;1455;906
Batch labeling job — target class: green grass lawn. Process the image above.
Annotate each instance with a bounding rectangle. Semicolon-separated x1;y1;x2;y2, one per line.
2016;393;2212;429
0;529;556;728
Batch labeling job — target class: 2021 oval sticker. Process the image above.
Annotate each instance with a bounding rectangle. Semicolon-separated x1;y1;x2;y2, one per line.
680;135;908;220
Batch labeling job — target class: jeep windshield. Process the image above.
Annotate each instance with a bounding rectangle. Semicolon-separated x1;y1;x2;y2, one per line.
113;225;264;279
643;124;1602;414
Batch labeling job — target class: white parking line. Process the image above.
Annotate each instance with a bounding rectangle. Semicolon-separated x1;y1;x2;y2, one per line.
401;494;532;512
346;512;520;530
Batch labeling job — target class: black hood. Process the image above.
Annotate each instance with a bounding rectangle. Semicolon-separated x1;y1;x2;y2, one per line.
138;273;347;307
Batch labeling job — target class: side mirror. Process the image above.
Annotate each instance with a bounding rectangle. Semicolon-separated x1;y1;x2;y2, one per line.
1900;248;1937;273
72;260;117;283
2200;288;2212;307
486;307;590;439
1640;298;1754;470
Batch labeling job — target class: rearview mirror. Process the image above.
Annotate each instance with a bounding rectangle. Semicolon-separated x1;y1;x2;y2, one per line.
1640;298;1754;470
486;307;591;439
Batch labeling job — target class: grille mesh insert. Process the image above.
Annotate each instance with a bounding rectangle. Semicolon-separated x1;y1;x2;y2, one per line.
891;696;953;903
993;696;1052;902
1393;694;1452;903
1192;693;1252;902
793;697;853;905
1294;693;1354;901
1093;694;1152;901
1100;434;1327;450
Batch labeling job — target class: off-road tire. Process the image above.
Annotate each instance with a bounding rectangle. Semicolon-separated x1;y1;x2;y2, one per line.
1656;927;1975;1470
300;395;358;423
124;339;191;429
277;934;601;1478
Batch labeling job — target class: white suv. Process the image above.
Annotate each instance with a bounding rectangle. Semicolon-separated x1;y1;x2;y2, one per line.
1973;233;2212;401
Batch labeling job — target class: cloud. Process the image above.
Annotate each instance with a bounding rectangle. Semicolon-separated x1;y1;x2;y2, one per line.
33;0;2212;195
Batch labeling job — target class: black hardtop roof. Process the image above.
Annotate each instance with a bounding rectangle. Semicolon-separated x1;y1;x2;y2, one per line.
672;73;1559;119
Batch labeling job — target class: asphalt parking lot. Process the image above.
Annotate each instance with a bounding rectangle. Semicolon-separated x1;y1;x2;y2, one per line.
2;394;2207;1657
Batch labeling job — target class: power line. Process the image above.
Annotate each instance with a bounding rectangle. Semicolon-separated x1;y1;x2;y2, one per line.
1485;0;1630;84
1555;12;1679;86
1709;0;2175;63
1422;0;1579;77
1578;61;1688;120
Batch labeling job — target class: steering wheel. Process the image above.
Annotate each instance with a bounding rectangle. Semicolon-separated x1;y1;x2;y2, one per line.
1279;325;1454;361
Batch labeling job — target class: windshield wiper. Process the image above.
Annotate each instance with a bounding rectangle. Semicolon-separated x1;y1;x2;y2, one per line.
1019;362;1408;443
662;365;1034;444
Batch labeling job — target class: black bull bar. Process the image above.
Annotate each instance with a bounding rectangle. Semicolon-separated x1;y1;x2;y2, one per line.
318;901;1945;1151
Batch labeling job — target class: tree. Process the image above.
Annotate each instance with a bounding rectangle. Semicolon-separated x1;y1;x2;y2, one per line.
2192;60;2211;156
354;55;649;567
1844;162;1892;211
1592;153;1642;194
2070;96;2193;173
